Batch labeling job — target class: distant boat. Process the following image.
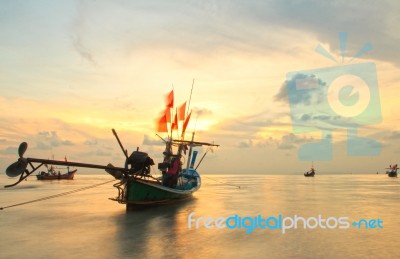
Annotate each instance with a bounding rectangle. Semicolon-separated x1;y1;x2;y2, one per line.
304;162;316;177
386;164;398;177
36;165;77;180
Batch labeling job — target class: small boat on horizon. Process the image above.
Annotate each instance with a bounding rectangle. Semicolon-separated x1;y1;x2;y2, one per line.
36;165;77;180
304;162;316;177
386;164;398;177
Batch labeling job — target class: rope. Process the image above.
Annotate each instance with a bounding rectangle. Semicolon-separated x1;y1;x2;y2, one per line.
0;179;117;210
202;175;241;189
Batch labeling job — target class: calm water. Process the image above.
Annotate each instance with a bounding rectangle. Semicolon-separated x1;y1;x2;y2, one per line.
0;174;399;258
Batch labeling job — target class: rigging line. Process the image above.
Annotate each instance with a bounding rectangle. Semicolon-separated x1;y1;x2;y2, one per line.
202;175;241;189
187;78;195;117
0;179;117;210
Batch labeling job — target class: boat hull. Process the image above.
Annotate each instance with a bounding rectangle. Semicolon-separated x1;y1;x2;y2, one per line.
304;172;315;177
36;169;77;180
387;171;397;177
125;171;201;210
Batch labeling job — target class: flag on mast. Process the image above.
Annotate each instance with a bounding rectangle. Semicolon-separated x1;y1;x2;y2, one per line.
156;111;168;133
182;110;192;136
178;101;186;121
165;90;174;108
171;109;178;131
165;107;171;123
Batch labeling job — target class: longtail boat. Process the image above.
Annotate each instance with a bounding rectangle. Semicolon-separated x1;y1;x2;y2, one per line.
107;134;217;209
386;164;398;177
36;165;77;180
304;161;316;177
4;90;219;210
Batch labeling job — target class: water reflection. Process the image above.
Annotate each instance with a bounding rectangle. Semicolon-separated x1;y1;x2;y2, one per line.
1;174;399;258
113;198;196;257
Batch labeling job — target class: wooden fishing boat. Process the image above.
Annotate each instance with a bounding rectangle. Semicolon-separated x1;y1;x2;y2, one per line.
4;90;218;210
304;162;316;177
36;166;77;180
386;164;398;177
304;170;315;177
106;135;215;210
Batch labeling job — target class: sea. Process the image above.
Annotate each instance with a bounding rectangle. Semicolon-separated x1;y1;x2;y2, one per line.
0;174;399;259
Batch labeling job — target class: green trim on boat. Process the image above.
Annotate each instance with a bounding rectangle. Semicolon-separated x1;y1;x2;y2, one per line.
126;179;193;203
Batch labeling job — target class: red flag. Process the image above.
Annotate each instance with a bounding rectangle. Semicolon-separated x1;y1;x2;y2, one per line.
178;101;186;121
165;107;171;123
156;112;168;132
171;110;178;131
165;90;174;108
182;110;192;135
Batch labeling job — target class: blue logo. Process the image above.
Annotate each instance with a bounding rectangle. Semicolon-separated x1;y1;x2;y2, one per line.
188;212;383;234
285;32;382;160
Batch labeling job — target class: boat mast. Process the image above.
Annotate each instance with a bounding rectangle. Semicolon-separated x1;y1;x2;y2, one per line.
185;132;195;171
187;79;194;118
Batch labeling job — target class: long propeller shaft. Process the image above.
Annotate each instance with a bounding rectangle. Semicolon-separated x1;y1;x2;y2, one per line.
26;158;127;172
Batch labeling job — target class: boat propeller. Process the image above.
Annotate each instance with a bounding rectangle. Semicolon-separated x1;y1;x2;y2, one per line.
3;133;139;188
6;142;29;177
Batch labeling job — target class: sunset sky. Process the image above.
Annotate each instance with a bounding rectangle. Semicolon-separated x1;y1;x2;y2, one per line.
1;0;399;174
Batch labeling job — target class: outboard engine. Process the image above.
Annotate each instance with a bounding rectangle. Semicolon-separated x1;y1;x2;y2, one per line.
125;151;154;176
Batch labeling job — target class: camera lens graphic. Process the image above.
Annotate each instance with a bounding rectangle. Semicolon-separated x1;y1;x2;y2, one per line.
327;74;370;117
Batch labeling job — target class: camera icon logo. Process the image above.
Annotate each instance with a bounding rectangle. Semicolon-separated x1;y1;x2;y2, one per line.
286;33;382;161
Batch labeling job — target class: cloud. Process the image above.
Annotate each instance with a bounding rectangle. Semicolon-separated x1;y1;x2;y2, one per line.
0;146;18;155
35;131;74;150
193;107;213;117
72;35;96;64
219;110;289;134
254;137;277;148
142;135;164;146
96;149;112;156
278;133;314;150
65;1;311;67
233;133;314;151
368;130;400;150
385;131;400;140
236;139;253;149
294;112;368;132
84;139;98;146
113;95;138;112
274;74;326;105
69;0;97;65
221;119;273;133
248;1;400;67
142;1;400;66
